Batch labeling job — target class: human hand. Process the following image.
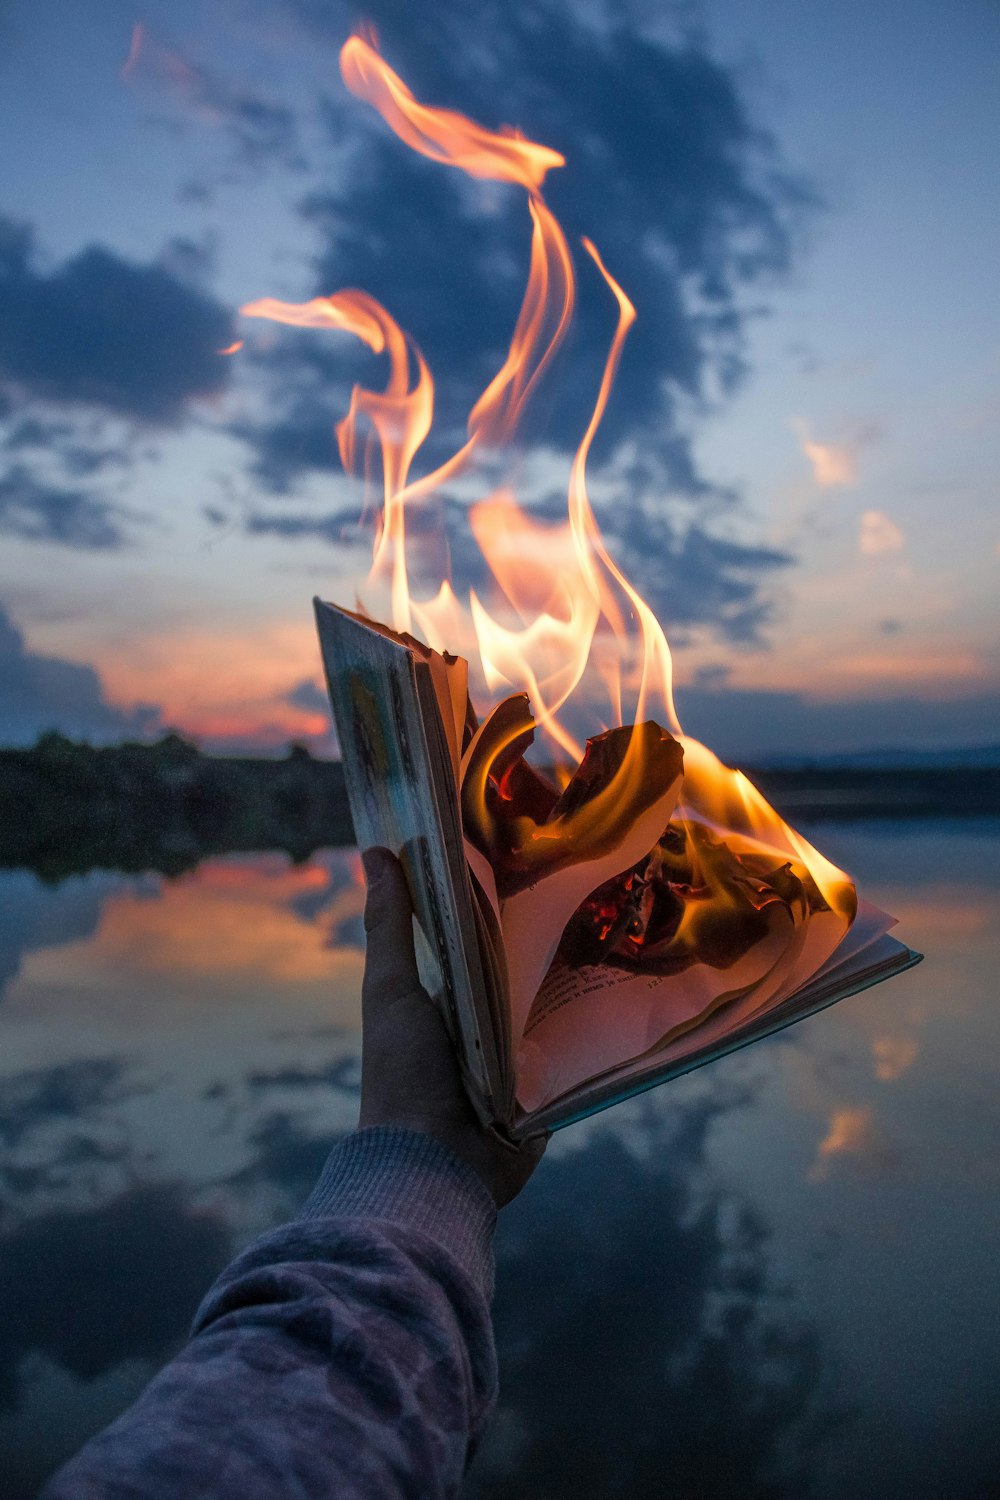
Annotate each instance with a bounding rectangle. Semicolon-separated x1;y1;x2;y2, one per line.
359;846;547;1207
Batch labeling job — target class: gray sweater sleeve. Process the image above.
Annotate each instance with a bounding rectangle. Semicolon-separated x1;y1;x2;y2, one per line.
41;1126;499;1499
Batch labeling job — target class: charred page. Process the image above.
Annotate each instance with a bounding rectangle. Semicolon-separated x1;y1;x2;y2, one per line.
314;599;921;1139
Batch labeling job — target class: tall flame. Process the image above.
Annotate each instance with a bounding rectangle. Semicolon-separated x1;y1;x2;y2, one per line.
241;31;855;921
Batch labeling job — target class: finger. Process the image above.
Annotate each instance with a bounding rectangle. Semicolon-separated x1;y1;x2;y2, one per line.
361;847;423;1005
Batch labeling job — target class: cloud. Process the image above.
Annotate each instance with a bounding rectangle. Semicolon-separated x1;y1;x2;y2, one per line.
859;509;905;557
793;418;882;489
593;507;792;642
672;680;1000;762
236;389;357;493
813;1106;873;1162
286;676;330;713
807;1106;896;1180
0;465;135;548
122;22;303;174
246;1057;360;1095
249;490;790;642
800;436;856;488
246;0;813;497
226;1109;343;1206
0;217;235;423
0;870;119;1000
871;1036;918;1082
231;1;815;657
0;1180;230;1412
478;1103;829;1497
0;1057;138;1151
1;390;144;507
0;398;147;545
0;603;160;746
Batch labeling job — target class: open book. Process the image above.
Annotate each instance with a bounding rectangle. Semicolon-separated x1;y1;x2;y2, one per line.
315;599;922;1139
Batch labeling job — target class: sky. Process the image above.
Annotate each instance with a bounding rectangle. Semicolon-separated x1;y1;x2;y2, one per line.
0;0;997;760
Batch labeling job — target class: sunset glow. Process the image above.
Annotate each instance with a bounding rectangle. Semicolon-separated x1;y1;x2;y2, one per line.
0;3;996;760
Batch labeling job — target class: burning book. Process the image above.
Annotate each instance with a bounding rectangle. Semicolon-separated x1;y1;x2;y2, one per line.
245;33;920;1138
314;601;917;1135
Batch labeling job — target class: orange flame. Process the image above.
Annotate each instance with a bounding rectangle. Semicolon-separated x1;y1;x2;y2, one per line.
241;30;856;932
340;34;565;190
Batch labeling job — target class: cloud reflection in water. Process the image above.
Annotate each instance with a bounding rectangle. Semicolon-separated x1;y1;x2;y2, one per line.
0;830;998;1498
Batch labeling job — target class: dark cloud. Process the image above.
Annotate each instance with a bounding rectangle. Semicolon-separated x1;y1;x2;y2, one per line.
246;1057;360;1095
285;850;365;947
0;1057;137;1153
156;234;217;288
124;24;304;175
0;464;135;548
628;521;791;642
247;506;357;542
228;1109;342;1206
249;0;812;494
250;492;789;642
235;391;354;492
286;676;330;712
0;216;235;423
468;1101;831;1498
1;406;142;499
0;1182;230;1412
59;443;136;479
533;493;793;642
0;602;160;746
236;0;811;649
223;96;301;172
0;1054;155;1234
3;415;73;450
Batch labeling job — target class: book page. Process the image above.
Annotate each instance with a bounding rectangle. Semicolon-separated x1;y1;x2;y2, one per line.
497;773;683;1042
644;900;896;1068
514;893;870;1114
515;905;802;1112
519;924;916;1136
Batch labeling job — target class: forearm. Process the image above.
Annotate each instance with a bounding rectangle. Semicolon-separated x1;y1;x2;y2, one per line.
41;1128;498;1499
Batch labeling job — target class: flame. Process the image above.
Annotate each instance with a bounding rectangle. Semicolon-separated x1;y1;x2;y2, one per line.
242;30;856;950
340;34;565;190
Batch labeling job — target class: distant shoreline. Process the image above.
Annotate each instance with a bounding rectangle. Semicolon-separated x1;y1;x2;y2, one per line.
2;733;998;881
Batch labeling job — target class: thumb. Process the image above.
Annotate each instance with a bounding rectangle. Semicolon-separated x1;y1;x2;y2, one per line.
361;847;423;1006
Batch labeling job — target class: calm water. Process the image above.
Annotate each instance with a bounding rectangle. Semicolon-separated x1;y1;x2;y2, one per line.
1;822;998;1498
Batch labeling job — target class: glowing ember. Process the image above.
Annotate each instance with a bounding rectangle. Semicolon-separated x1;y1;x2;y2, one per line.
241;30;857;992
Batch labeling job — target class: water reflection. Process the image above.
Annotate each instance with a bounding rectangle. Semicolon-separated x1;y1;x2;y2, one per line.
0;1184;231;1410
472;1102;829;1499
0;826;998;1497
0;870;123;996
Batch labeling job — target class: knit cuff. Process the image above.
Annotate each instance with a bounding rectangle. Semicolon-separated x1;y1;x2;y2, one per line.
300;1126;497;1300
